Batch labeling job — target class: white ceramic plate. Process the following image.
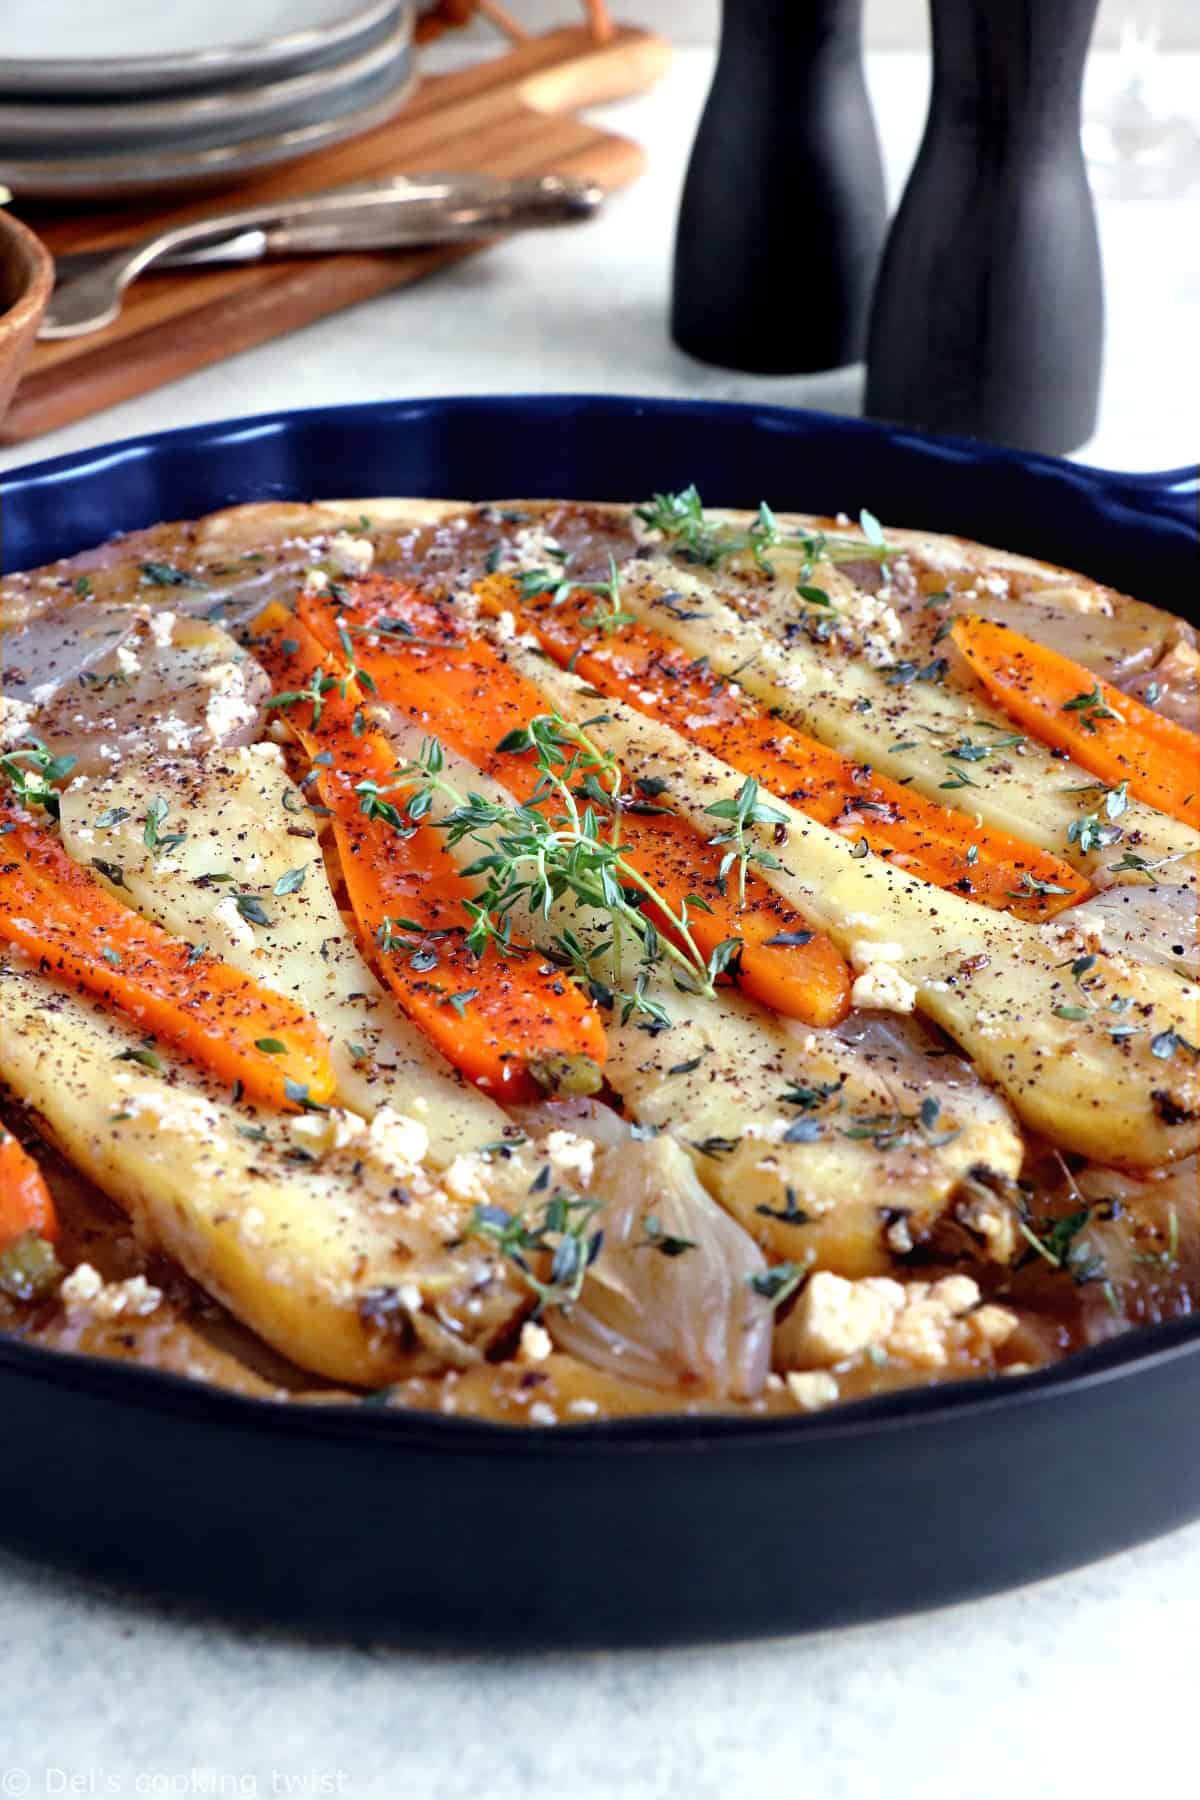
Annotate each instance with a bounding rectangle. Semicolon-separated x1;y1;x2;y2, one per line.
0;49;418;200
0;0;401;97
0;9;413;155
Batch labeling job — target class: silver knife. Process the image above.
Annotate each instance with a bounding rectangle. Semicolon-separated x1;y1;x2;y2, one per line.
41;173;605;339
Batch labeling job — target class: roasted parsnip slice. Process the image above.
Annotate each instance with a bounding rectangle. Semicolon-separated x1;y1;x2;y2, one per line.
0;955;526;1385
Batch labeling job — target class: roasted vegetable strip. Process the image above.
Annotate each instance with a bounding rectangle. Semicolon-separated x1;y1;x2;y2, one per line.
473;574;1089;921
254;605;606;1099
0;800;335;1110
295;578;852;1026
952;614;1200;831
0;1126;58;1249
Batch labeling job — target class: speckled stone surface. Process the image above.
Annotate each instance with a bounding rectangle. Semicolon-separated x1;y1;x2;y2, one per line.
1;42;1198;1800
4;1520;1200;1798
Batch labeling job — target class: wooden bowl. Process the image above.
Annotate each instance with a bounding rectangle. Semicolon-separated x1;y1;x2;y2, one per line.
0;209;53;425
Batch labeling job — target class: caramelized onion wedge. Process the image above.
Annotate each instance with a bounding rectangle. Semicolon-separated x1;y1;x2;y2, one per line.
548;1136;772;1399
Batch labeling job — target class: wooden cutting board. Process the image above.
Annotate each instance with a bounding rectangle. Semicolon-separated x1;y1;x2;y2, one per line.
4;24;669;446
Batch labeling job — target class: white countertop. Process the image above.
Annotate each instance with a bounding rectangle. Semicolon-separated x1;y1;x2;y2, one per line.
3;45;1199;1800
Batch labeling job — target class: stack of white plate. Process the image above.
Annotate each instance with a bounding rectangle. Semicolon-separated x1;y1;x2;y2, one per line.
0;0;417;201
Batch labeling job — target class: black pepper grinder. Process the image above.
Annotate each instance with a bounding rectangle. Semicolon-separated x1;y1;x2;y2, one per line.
671;0;887;374
864;0;1104;454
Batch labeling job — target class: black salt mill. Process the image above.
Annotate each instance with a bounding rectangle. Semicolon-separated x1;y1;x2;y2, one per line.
671;0;887;374
865;0;1104;454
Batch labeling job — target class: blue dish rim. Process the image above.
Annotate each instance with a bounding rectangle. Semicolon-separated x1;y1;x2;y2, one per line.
1;390;1197;1452
2;392;1197;530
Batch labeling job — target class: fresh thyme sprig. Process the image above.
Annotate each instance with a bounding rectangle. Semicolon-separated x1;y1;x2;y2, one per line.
703;776;789;907
0;739;78;819
143;795;187;856
518;553;634;637
1061;682;1123;733
264;663;338;731
362;715;743;1026
468;1189;604;1313
633;485;893;579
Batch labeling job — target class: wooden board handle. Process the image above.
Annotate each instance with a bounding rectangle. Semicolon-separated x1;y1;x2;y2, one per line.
513;24;672;112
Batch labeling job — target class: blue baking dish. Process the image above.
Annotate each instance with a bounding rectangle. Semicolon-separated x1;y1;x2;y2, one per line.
1;395;1197;1646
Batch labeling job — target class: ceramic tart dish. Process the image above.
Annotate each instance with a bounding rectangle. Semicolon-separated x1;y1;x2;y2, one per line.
0;395;1197;1645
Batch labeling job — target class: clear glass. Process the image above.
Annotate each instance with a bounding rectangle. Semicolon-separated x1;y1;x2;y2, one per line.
1083;0;1200;199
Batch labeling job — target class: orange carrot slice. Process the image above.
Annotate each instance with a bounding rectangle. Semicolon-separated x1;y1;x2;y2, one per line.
0;1128;58;1249
460;574;1089;921
253;605;606;1100
0;801;336;1111
295;580;853;1027
952;614;1200;831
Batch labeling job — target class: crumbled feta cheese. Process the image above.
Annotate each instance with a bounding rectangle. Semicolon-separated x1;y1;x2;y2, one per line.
443;1153;491;1205
849;939;906;973
508;524;566;566
778;1270;1017;1374
60;1263;163;1320
0;694;35;748
329;532;374;577
969;1304;1019;1350
367;1107;429;1178
830;592;905;668
148;610;176;647
60;1262;103;1307
929;1274;980;1314
242;739;285;765
956;1189;1019;1263
202;664;259;741
528;1401;558;1427
542;1129;595;1189
116;643;142;677
213;894;257;949
786;1369;839;1412
288;1108;367;1157
492;609;517;642
849;962;918;1012
158;715;200;752
112;1083;221;1136
303;567;330;595
96;1274;163;1319
30;681;58;706
848;940;918;1013
784;1271;906;1363
518;1321;553;1364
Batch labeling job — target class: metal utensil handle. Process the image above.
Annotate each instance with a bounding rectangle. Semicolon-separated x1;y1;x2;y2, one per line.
137;175;600;271
259;177;603;252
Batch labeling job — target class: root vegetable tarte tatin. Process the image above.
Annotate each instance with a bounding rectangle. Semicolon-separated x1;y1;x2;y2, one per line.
1;491;1197;1422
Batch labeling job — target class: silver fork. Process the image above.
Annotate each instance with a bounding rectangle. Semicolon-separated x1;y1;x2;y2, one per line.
41;173;604;339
